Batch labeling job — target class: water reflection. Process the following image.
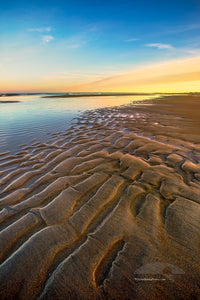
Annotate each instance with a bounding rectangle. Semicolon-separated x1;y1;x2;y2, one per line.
0;94;159;153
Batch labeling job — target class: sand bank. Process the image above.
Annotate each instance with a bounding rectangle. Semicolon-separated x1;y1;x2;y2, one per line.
0;100;20;103
0;94;200;299
42;92;159;98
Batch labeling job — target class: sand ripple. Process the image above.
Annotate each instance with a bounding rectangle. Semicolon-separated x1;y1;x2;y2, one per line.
0;98;200;299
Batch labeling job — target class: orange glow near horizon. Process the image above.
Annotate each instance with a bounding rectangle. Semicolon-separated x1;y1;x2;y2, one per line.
64;56;200;93
1;56;200;94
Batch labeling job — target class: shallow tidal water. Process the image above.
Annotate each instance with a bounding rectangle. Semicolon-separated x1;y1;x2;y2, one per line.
0;94;159;154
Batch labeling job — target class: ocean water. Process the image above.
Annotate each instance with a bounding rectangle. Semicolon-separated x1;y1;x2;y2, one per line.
0;94;158;153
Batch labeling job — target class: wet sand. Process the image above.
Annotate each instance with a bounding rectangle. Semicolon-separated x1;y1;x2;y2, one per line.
0;94;200;299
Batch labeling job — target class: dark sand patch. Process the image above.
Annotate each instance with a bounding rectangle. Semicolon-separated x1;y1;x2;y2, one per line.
0;94;200;299
0;100;20;103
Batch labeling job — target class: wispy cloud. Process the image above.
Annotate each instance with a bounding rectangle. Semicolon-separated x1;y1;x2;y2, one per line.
63;35;87;49
184;48;200;55
42;35;54;43
0;46;40;69
145;23;200;40
65;43;83;49
184;23;200;31
164;23;200;35
125;38;139;42
145;43;174;50
43;69;121;83
28;27;52;33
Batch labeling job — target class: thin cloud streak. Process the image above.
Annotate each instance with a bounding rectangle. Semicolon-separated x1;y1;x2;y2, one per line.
125;38;139;42
165;23;200;35
65;43;83;49
28;27;52;32
43;69;121;82
144;23;200;40
145;43;174;50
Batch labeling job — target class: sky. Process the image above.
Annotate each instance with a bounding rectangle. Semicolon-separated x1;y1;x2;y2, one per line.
0;0;200;93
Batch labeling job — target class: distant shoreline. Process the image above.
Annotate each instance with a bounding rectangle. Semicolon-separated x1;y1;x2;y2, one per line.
42;93;157;98
1;92;199;98
42;92;198;99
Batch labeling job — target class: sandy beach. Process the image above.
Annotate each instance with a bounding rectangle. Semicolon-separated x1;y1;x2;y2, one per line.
0;94;200;299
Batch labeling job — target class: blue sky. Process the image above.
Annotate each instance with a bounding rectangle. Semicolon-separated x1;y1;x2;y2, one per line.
0;0;200;92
